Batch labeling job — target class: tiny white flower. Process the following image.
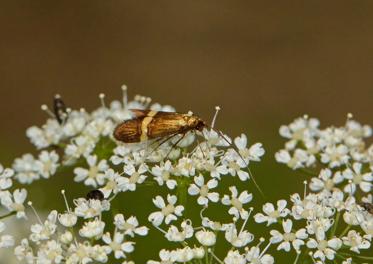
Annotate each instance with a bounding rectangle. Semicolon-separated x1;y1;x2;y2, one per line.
343;162;373;194
309;168;344;193
246;245;274;264
224;250;246;264
0;165;14;190
306;230;342;261
30;210;58;243
320;144;350;168
114;214;149;237
342;230;370;253
79;218;105;238
58;212;78;227
188;174;219;206
65;135;96;159
165;220;194;242
117;163;148;192
74;197;110;219
35;150;59;179
148;195;184;226
151;160;177;190
100;169;121;198
102;231;134;259
12;154;39;184
254;200;290;226
14;238;34;262
222;186;252;219
0;188;27;218
270;219;308;253
195;229;216;246
225;223;254;248
74;155;108;187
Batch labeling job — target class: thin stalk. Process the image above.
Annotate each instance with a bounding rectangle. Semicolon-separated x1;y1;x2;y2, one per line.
329;211;340;239
0;211;16;220
338;225;351;238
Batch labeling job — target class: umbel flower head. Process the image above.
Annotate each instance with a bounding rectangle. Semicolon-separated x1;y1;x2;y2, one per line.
2;85;373;263
0;85;269;263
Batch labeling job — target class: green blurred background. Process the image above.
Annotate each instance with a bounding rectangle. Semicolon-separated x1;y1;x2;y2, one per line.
1;1;373;263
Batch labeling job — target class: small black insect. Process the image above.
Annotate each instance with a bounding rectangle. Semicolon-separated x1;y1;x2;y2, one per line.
86;189;105;201
53;94;67;124
358;202;373;214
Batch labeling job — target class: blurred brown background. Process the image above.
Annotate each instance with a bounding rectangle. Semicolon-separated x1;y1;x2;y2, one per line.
1;1;373;197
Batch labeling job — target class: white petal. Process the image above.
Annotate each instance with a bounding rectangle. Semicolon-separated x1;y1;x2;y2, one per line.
282;219;292;234
188;184;200;196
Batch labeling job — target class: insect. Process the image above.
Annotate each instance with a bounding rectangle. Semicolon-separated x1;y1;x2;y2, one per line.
86;189;105;201
53;94;68;124
113;109;207;146
358;202;373;214
113;109;265;197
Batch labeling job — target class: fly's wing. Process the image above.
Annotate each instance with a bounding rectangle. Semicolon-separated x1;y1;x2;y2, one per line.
113;119;141;143
147;112;187;139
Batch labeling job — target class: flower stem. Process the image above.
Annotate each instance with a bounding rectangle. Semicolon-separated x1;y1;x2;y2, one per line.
0;211;16;220
329;211;340;239
338;225;351;238
205;247;209;264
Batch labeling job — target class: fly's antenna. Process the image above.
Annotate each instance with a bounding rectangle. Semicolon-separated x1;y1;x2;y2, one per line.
214;128;265;198
205;109;265;198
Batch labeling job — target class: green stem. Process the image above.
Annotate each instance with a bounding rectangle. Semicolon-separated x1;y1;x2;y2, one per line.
339;225;351;238
329;211;340;239
0;211;16;220
339;252;373;261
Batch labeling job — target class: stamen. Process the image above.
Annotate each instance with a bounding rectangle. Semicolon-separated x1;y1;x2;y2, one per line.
121;84;128;108
256;237;265;247
199;206;207;221
99;93;106;108
211;106;221;129
303;114;309;119
61;190;71;212
144;97;152;108
346;112;354;126
41;104;55;118
27;201;43;225
187;110;193;116
80;108;86;113
109;193;118;202
348;179;354;196
239;212;250;234
208;248;224;264
140;96;146;105
153;224;167;235
259;241;272;258
303;180;308;199
308;252;317;264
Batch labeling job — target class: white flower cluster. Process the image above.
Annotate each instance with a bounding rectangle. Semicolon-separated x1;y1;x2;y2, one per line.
3;86;371;263
14;191;148;263
253;115;373;263
0;86;269;263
